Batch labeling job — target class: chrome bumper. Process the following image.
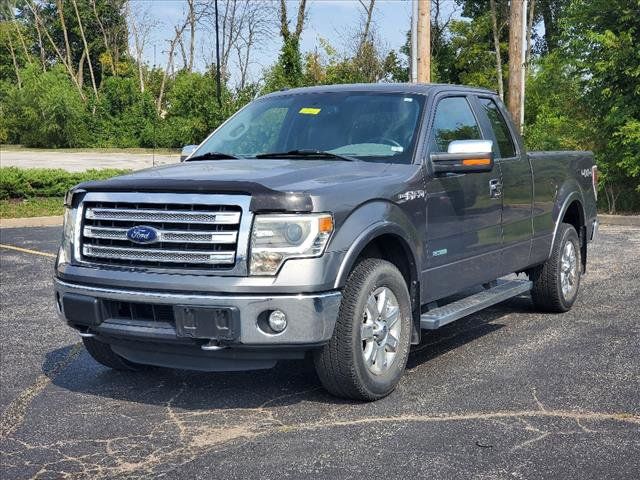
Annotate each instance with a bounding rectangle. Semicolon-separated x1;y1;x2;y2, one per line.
54;279;341;346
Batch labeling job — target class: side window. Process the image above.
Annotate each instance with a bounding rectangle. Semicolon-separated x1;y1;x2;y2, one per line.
478;98;517;158
430;97;482;152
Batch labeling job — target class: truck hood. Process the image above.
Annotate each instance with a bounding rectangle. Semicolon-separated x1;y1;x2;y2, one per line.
76;159;413;212
117;159;390;191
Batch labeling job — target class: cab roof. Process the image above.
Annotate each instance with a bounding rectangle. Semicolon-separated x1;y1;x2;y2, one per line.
262;82;497;98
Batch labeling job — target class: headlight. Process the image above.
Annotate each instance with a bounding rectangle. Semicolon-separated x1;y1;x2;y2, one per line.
250;213;334;275
57;189;80;266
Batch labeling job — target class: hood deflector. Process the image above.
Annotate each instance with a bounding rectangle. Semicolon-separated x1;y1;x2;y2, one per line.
75;179;314;212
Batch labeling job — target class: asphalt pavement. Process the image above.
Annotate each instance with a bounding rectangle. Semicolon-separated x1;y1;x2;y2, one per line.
0;225;638;479
0;150;179;172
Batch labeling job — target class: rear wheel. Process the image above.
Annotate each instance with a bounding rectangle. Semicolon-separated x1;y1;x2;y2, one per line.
529;223;581;312
82;337;145;371
314;258;412;401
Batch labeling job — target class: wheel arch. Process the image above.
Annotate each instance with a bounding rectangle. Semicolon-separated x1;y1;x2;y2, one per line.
333;222;422;344
551;192;587;272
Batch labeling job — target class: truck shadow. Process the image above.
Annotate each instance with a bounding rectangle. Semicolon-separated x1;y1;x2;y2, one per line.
407;294;532;369
44;294;534;409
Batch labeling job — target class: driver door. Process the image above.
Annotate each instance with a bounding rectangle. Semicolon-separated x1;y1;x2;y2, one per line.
422;95;503;303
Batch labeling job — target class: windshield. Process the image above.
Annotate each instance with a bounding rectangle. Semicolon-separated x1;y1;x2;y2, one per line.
194;91;426;164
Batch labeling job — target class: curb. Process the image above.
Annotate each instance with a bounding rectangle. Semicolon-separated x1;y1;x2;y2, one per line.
0;216;63;228
598;214;640;227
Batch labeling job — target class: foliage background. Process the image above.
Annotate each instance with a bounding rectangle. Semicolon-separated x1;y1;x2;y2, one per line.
0;0;638;212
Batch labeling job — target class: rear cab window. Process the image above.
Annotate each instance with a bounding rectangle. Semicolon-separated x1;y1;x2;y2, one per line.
477;98;517;158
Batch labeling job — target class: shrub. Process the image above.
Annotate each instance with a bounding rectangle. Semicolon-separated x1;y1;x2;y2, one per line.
7;65;92;148
0;167;129;200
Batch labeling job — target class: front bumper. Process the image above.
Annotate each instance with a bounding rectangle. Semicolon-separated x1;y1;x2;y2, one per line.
54;278;341;348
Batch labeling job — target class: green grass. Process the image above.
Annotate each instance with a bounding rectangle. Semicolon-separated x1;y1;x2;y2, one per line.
0;197;64;218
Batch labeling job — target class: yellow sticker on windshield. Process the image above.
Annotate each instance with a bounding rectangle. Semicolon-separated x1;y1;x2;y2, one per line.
299;107;321;115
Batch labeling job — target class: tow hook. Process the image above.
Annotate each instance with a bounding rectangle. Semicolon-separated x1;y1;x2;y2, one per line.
201;341;227;351
77;328;95;338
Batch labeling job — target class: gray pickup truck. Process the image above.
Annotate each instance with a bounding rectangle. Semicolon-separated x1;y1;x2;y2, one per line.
55;84;598;400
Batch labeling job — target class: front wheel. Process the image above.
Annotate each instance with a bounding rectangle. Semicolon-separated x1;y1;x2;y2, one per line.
314;258;412;401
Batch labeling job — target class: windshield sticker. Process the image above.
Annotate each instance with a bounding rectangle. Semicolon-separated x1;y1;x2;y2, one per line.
390;146;404;152
299;107;321;115
403;97;414;102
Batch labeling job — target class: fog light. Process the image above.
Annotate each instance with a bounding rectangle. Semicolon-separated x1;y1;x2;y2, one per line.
268;310;287;332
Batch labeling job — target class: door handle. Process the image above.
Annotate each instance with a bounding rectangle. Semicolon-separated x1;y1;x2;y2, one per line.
489;179;502;199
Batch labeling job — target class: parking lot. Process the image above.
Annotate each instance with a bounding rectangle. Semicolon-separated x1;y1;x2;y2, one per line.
1;224;638;479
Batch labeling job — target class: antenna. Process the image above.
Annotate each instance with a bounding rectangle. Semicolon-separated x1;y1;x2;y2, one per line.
153;43;157;167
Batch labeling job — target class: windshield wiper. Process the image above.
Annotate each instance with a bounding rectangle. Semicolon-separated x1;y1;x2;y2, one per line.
254;149;359;162
186;151;240;161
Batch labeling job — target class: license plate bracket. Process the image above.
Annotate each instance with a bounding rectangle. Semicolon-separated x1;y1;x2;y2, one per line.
173;306;240;340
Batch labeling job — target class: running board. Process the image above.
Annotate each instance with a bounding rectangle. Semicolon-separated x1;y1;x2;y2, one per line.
420;279;532;330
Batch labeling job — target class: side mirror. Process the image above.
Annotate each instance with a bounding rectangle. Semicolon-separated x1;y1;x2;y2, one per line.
430;139;494;174
180;144;198;162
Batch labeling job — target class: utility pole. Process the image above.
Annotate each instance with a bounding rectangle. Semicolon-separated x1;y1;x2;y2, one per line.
214;0;222;107
508;0;524;133
520;0;528;131
416;0;431;83
411;0;418;82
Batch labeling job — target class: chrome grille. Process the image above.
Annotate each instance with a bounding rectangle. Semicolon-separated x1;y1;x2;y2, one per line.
85;207;240;224
80;200;242;270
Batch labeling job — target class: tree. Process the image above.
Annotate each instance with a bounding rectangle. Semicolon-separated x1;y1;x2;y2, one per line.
16;0;128;91
266;0;307;89
537;0;569;53
563;0;640;212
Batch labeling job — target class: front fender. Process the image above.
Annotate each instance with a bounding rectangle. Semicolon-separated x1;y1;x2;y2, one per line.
329;200;422;289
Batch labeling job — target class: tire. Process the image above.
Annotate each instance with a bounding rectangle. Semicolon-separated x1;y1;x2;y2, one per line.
529;223;582;313
82;337;145;371
314;258;412;401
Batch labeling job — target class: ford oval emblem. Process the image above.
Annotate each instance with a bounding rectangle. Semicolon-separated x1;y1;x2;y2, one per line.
126;225;159;244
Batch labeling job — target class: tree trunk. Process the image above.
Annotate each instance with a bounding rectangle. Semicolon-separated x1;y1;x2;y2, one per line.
358;0;376;51
26;1;86;101
188;0;196;71
507;0;524;131
32;13;46;70
55;0;74;75
77;49;86;88
71;0;99;99
294;0;307;38
10;11;33;66
7;33;22;89
279;0;289;40
540;1;558;52
91;0;116;75
526;0;536;66
128;5;146;93
177;30;189;70
157;28;184;113
489;0;504;99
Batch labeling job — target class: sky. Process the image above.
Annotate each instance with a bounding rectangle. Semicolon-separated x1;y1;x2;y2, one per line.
135;0;416;85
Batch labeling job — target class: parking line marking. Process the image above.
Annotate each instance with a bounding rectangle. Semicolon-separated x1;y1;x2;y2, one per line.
0;244;56;258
